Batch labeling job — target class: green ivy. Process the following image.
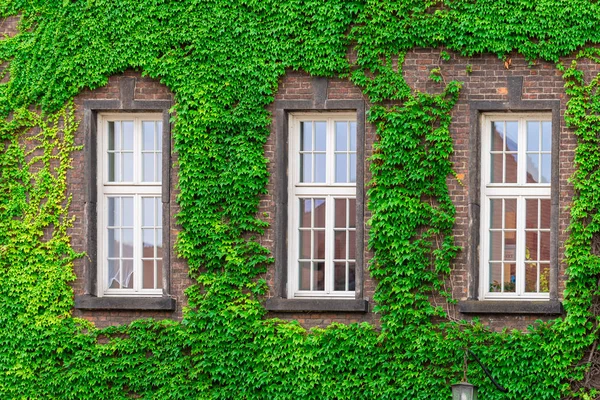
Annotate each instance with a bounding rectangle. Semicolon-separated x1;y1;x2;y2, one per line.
2;0;600;398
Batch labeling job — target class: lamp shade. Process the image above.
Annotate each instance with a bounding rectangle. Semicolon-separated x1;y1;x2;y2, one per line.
451;382;478;400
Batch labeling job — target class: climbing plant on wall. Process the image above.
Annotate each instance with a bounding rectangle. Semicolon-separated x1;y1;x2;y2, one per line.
2;0;600;398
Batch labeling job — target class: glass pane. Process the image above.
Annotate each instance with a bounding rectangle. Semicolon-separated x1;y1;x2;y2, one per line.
348;263;356;291
334;231;346;259
143;197;155;226
334;262;346;291
108;197;118;226
299;230;311;259
526;199;538;229
122;228;133;258
314;199;326;228
122;153;134;182
350;154;356;183
315;122;326;151
540;231;550;260
143;121;155;151
157;199;163;226
335;199;346;228
143;229;155;258
541;154;551;183
122;197;133;227
108;229;119;257
122;260;134;289
540;199;551;229
157;260;163;288
525;263;537;292
489;199;501;229
299;199;311;228
527;153;539;183
505;199;516;229
108;260;120;289
489;231;501;260
314;230;325;259
301;154;312;183
349;199;356;228
299;262;310;290
314;262;325;291
542;121;552;151
526;231;538;261
315;154;326;183
301;122;312;151
490;154;502;183
143;260;155;289
336;154;347;183
350;122;357;151
157;121;163;151
504;231;516;260
491;122;504;151
108;122;115;151
108;153;116;182
504;263;516;292
156;229;163;259
489;263;501;292
143;153;155;182
506;122;518;151
336;122;348;151
113;121;121;150
157;154;162;183
505;153;517;183
349;231;356;260
540;264;550;292
527;121;539;151
122;121;134;151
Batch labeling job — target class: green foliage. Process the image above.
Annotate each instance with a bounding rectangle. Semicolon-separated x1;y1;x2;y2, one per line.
1;0;600;398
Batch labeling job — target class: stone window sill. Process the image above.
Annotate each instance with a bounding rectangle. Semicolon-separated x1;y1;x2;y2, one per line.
265;298;368;313
74;294;176;311
458;300;562;315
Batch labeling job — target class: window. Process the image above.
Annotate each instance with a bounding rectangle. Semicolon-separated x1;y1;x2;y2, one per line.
480;115;552;300
288;113;357;299
97;114;163;297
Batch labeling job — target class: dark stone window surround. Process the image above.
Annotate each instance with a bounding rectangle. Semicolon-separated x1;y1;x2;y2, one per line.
74;77;175;311
458;76;562;315
265;77;368;313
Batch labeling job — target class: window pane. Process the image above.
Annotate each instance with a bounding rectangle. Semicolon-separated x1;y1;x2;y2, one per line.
122;260;134;289
349;199;356;228
122;228;133;258
526;231;538;261
157;153;163;183
313;262;325;290
334;262;346;291
489;231;501;260
143;153;155;182
122;197;133;227
336;154;347;183
350;122;357;151
156;229;163;259
525;263;537;292
336;122;347;151
108;197;118;226
156;198;163;226
489;263;501;292
506;122;518;151
314;199;325;228
299;230;311;259
143;260;155;289
122;121;134;151
143;121;155;151
113;121;121;150
301;122;312;151
541;154;551;183
504;231;516;260
108;260;120;289
334;231;346;259
143;197;155;226
349;231;356;260
526;153;539;183
491;122;504;151
315;122;326;151
350;154;356;183
505;153;517;183
108;153;116;182
540;264;550;292
157;121;163;151
301;154;312;183
540;231;550;260
299;262;310;290
122;153;134;182
314;154;326;183
348;263;356;291
157;260;163;289
526;199;538;229
527;121;539;151
504;263;516;292
108;229;119;257
542;121;551;151
489;199;501;229
299;199;311;228
505;199;516;229
314;230;325;259
540;199;551;229
108;122;115;151
490;154;502;183
335;199;346;228
143;229;155;258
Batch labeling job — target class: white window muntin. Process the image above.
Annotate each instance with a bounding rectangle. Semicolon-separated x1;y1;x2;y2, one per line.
98;114;163;297
288;114;357;299
480;114;551;300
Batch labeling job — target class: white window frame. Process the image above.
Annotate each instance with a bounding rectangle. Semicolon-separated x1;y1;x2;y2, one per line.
288;113;357;299
480;113;552;300
97;113;163;297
